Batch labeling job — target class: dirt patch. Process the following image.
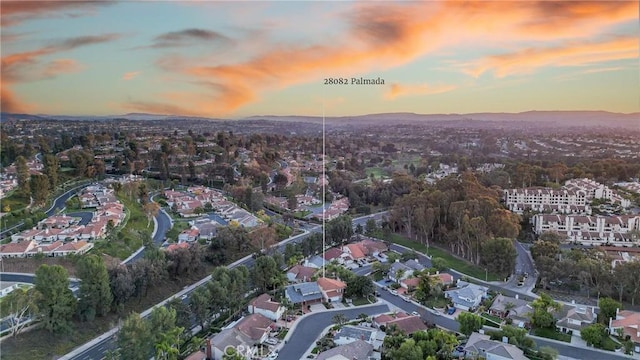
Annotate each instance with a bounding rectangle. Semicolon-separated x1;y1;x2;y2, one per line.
2;254;121;277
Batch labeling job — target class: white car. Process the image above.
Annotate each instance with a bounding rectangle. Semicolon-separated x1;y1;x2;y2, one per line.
265;338;278;346
266;352;278;360
411;311;419;316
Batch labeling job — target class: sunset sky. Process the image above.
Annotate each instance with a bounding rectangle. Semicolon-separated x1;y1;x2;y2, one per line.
1;1;638;118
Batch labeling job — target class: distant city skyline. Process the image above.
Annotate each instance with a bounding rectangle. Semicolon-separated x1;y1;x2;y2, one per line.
1;1;638;118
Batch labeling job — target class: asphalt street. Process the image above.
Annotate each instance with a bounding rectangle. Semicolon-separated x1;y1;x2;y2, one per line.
277;304;390;360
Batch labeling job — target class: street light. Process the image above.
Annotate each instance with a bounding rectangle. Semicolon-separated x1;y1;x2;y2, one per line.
485;268;488;282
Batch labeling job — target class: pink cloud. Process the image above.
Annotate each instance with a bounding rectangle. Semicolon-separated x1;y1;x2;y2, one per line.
122;71;140;81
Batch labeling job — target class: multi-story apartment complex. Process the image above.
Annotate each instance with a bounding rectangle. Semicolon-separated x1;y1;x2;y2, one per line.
503;188;590;215
565;178;630;208
532;214;640;246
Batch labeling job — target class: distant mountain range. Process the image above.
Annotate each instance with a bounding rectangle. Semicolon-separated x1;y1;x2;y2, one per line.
1;110;638;129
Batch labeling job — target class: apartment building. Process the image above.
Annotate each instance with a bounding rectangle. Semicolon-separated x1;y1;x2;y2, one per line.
503;187;590;215
532;214;640;245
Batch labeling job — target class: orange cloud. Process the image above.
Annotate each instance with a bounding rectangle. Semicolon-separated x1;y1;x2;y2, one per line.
122;71;140;81
2;33;122;112
0;85;34;113
41;59;83;79
468;36;638;78
1;1;114;27
385;83;456;100
149;1;636;116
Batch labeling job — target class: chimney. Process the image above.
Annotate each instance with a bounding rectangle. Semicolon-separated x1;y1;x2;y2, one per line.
571;300;575;305
206;338;212;360
515;294;519;300
502;336;508;343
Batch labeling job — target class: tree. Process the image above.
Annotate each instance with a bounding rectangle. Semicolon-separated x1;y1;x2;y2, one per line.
480;238;517;277
332;313;348;327
250;255;281;293
189;286;211;330
345;275;374;299
15;155;30;197
118;312;152;360
530;292;561;329
598;297;621;325
1;287;40;337
457;312;484;335
431;257;447;271
109;265;135;313
530;241;560;260
77;255;113;321
413;275;434;304
387;339;423;360
43;154;59;190
538;346;559;360
30;174;50;205
34;264;77;333
167;298;192;330
144;202;161;228
365;218;378;236
150;307;184;360
581;323;607;347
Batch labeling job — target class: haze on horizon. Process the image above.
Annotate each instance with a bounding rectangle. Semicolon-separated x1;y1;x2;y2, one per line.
1;1;638;118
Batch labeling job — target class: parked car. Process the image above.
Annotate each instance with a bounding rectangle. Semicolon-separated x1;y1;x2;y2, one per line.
411;311;419;316
447;307;456;315
265;338;278;346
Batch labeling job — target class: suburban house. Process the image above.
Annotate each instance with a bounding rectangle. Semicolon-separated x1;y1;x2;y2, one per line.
194;222;218;240
430;272;455;286
304;255;326;269
286;264;317;283
284;282;324;306
316;339;374;360
333;325;382;349
373;312;428;335
247;293;285;321
444;280;489;311
234;313;275;345
317;277;347;303
207;312;276;359
343;243;367;260
400;277;420;291
404;259;426;272
609;309;640;352
178;228;200;242
0;240;37;258
463;332;528;360
556;305;596;336
323;247;344;262
488;294;532;328
388;261;413;283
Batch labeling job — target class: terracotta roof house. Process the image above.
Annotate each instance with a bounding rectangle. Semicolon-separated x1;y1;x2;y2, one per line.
317;277;347;303
248;293;285;321
52;240;94;257
464;332;528;360
556;305;596;336
400;277;420;291
0;240;37;258
373;312;427;335
609;309;640;346
286;264;317;283
343;243;366;259
323;247;344;261
430;272;455;286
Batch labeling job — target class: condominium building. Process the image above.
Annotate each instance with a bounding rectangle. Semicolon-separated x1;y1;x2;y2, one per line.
532;214;640;246
565;178;630;208
503;187;590;215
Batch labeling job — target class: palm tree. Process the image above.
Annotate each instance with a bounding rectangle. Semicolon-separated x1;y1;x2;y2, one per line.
503;302;516;318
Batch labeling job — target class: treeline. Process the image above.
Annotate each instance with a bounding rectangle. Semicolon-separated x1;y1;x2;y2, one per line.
384;172;520;269
532;232;640;305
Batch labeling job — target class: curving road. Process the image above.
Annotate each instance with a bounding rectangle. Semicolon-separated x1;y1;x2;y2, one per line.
277;304;390;360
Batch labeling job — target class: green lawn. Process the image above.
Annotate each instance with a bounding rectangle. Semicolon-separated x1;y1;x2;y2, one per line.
365;167;386;179
424;296;450;309
93;192;152;259
531;328;571;343
481;313;503;324
384;234;502;281
351;296;374;306
601;336;621;351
